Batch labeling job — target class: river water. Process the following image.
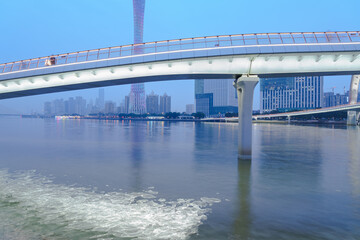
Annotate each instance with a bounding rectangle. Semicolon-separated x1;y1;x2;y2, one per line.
0;116;359;240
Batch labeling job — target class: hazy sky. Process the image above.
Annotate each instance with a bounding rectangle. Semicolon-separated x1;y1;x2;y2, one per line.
1;0;359;114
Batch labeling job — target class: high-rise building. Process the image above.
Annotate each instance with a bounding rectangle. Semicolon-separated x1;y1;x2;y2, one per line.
87;99;95;114
195;93;212;116
260;76;323;113
160;93;171;113
186;104;195;114
75;96;87;115
323;92;336;107
335;93;348;106
129;0;146;114
53;99;65;115
323;91;348;108
105;101;116;114
129;86;146;114
119;103;126;113
125;95;130;114
95;88;105;112
65;97;76;114
44;101;52;116
146;91;159;114
195;79;238;116
118;95;131;114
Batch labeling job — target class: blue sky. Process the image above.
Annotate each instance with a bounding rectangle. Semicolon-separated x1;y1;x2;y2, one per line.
1;0;359;113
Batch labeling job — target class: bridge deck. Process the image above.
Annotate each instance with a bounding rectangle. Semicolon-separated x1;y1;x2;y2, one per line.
1;31;360;81
256;103;360;119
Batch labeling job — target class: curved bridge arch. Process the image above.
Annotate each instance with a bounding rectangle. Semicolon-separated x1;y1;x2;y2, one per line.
1;31;360;99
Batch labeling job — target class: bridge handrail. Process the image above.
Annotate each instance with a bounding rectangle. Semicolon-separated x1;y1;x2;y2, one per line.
258;103;360;118
1;31;360;74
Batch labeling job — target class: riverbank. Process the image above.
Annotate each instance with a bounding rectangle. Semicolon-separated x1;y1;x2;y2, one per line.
19;114;352;125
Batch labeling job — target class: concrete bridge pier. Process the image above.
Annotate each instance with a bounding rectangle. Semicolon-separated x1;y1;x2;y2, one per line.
233;75;259;160
349;75;360;105
347;111;358;125
347;75;360;126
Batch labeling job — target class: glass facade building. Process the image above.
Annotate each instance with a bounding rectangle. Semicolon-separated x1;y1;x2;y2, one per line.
195;93;213;116
323;91;350;108
195;79;238;116
159;93;171;113
260;76;324;113
146;91;159;114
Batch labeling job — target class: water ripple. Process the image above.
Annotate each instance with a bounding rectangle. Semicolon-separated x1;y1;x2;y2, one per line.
0;169;220;240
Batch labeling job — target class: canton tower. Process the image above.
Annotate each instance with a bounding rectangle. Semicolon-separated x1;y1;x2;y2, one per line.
129;0;146;114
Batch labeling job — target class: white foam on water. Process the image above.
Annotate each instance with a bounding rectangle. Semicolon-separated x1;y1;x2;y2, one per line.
0;169;220;239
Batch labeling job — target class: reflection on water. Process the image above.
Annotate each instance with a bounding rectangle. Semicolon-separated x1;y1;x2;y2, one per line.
348;127;360;197
347;127;360;222
233;160;252;239
248;123;360;240
0;117;359;239
127;121;145;192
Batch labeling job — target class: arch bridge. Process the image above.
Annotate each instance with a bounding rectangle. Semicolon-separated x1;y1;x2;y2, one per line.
1;31;360;158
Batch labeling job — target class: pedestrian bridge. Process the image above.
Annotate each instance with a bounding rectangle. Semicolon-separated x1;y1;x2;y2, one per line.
255;103;360;119
1;31;360;159
1;31;360;99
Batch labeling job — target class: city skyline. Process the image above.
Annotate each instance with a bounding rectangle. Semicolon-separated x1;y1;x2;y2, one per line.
42;89;174;116
1;0;360;114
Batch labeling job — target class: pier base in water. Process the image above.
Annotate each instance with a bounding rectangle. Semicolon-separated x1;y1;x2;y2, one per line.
347;110;360;126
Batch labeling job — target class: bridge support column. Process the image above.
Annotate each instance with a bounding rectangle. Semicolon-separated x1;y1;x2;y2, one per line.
233;75;259;160
346;75;359;126
347;111;358;126
349;75;360;105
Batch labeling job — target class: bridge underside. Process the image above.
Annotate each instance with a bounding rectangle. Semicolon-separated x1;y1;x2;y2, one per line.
1;51;360;100
0;74;231;100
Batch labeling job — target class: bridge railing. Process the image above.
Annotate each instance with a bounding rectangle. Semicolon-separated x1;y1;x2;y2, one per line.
1;31;360;74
